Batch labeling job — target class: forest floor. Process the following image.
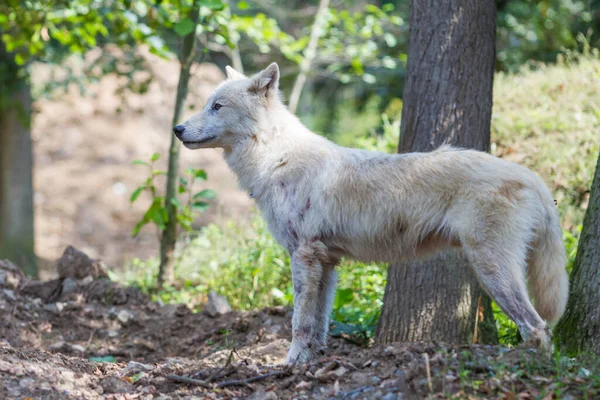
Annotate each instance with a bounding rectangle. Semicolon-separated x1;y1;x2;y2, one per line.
2;251;599;400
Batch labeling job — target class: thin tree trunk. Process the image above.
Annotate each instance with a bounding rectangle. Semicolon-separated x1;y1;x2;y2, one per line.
556;153;600;355
224;0;244;74
0;42;37;277
376;0;498;345
287;0;329;114
159;0;201;286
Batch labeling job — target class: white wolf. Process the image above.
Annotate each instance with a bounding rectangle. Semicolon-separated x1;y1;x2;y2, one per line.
174;62;568;363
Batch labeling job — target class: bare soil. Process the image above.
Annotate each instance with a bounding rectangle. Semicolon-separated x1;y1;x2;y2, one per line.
31;48;254;278
2;254;597;400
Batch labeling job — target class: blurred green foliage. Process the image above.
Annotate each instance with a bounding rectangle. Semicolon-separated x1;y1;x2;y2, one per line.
129;153;215;236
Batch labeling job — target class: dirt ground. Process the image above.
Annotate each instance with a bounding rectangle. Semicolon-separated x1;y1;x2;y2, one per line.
31;48;254;278
2;251;597;400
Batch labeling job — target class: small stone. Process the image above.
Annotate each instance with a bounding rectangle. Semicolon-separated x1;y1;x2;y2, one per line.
382;393;399;400
371;376;382;385
19;378;35;388
70;344;86;353
100;377;135;394
61;278;78;295
48;340;66;351
121;361;154;376
55;302;65;312
332;366;347;377
2;289;16;302
80;275;94;285
117;309;134;324
39;382;52;391
350;371;369;385
0;259;23;289
295;380;312;390
108;330;120;338
43;303;61;314
204;290;232;317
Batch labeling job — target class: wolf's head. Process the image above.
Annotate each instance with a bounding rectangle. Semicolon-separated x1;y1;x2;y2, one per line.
173;62;281;150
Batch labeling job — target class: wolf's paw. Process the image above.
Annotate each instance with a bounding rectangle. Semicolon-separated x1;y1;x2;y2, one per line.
520;327;554;357
284;343;323;365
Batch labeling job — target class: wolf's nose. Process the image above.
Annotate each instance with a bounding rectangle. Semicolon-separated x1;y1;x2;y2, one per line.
173;125;185;138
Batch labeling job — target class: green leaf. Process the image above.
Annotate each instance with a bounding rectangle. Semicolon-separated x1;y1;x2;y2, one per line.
238;1;249;10
174;18;195;36
151;152;160;162
179;177;188;186
132;160;149;166
176;214;193;230
192;201;210;212
131;219;148;237
170;197;184;209
178;185;187;194
130;187;145;203
200;0;225;10
194;189;216;200
194;169;208;180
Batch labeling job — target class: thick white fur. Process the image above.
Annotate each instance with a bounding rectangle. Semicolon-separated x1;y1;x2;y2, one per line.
177;63;569;362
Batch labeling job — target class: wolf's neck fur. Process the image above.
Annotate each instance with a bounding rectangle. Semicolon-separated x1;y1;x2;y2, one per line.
224;101;336;198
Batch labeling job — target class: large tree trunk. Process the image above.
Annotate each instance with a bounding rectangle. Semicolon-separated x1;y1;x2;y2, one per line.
376;0;497;345
0;43;37;277
159;0;201;286
556;153;600;355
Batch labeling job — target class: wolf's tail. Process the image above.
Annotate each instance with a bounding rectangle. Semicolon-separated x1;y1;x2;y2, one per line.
527;201;569;327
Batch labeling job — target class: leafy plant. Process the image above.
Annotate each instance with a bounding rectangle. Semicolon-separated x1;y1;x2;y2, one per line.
129;152;215;237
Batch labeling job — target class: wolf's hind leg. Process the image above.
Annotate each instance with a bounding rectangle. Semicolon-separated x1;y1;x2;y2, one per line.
461;235;553;355
285;240;335;364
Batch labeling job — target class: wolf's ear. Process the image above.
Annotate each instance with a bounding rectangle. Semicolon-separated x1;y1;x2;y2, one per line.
249;62;279;98
225;65;246;80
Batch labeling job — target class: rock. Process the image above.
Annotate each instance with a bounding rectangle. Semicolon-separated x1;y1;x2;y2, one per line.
107;330;120;338
57;245;108;280
371;376;382;385
21;279;63;303
121;361;154;376
332;366;347;377
117;309;134;324
48;341;66;351
295;380;312;390
100;377;135;394
203;290;232;317
61;278;78;295
0;260;23;289
43;302;65;314
2;289;16;302
350;371;370;385
69;344;86;353
19;377;35;388
382;392;400;400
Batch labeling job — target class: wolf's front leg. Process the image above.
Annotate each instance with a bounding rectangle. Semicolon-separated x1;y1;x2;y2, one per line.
285;241;337;365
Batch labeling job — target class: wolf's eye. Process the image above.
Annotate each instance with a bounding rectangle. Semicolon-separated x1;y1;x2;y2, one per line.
213;103;222;111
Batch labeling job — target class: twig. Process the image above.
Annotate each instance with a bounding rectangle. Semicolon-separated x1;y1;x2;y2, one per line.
424;353;433;393
166;374;212;389
205;349;236;383
217;370;291;388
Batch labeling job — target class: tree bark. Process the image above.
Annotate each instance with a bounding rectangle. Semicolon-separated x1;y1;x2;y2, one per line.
159;0;201;286
376;0;497;345
556;153;600;355
0;42;37;277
